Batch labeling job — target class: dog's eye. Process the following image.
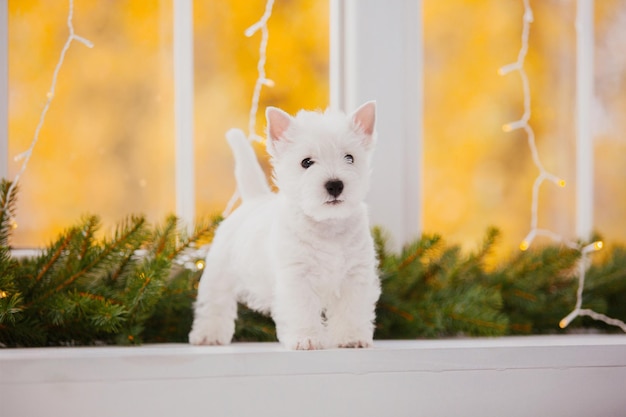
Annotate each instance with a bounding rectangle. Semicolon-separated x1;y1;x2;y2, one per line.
301;158;315;169
344;154;354;164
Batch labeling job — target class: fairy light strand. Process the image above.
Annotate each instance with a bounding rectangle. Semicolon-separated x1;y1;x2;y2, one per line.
223;0;275;217
245;0;276;142
500;0;625;332
2;0;93;218
499;1;565;251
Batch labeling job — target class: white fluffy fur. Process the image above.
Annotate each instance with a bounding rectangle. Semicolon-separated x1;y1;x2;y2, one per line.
189;102;381;350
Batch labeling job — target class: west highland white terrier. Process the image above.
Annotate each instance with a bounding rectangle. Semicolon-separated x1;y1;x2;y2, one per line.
189;101;381;350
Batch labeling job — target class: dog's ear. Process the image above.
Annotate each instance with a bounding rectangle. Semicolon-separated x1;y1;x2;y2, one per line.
266;107;291;141
350;101;376;148
266;107;293;156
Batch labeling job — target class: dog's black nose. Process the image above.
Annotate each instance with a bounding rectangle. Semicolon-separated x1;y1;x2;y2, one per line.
325;180;344;198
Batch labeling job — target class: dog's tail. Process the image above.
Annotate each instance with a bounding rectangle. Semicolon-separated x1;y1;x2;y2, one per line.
226;128;272;202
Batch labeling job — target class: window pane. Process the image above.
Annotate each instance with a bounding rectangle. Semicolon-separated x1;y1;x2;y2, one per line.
423;0;586;255
8;1;175;247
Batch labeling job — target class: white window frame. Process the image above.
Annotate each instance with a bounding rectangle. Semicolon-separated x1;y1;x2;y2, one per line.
576;0;594;240
173;0;195;230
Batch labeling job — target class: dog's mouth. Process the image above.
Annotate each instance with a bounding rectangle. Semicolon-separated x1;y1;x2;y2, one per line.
325;199;344;206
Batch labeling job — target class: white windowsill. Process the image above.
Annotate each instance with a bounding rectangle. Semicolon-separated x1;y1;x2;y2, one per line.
2;335;625;417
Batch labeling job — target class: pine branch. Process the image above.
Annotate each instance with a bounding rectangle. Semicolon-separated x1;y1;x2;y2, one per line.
0;293;24;326
234;304;277;342
142;267;200;343
102;215;150;287
581;245;626;330
0;209;170;346
117;217;185;342
0;179;18;249
84;215;148;279
493;244;580;334
150;215;178;259
34;229;77;283
168;215;221;261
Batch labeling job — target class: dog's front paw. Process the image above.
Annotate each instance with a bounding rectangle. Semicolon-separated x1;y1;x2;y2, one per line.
328;323;374;349
189;330;227;346
188;318;234;346
338;339;372;349
281;336;324;351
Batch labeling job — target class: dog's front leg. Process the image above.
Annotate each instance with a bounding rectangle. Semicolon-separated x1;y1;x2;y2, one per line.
272;271;326;350
325;269;380;348
188;257;238;345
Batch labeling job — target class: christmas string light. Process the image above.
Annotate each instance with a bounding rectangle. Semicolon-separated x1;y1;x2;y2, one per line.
559;241;626;332
498;0;566;253
245;0;276;142
195;259;206;270
1;0;93;220
223;0;275;217
501;0;625;332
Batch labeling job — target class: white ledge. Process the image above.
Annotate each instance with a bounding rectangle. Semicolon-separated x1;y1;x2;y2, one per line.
2;335;626;417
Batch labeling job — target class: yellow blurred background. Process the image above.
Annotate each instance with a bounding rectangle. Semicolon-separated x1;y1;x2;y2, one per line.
7;0;626;255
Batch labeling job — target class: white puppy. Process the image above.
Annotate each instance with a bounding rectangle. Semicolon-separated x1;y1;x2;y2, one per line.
189;102;381;350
